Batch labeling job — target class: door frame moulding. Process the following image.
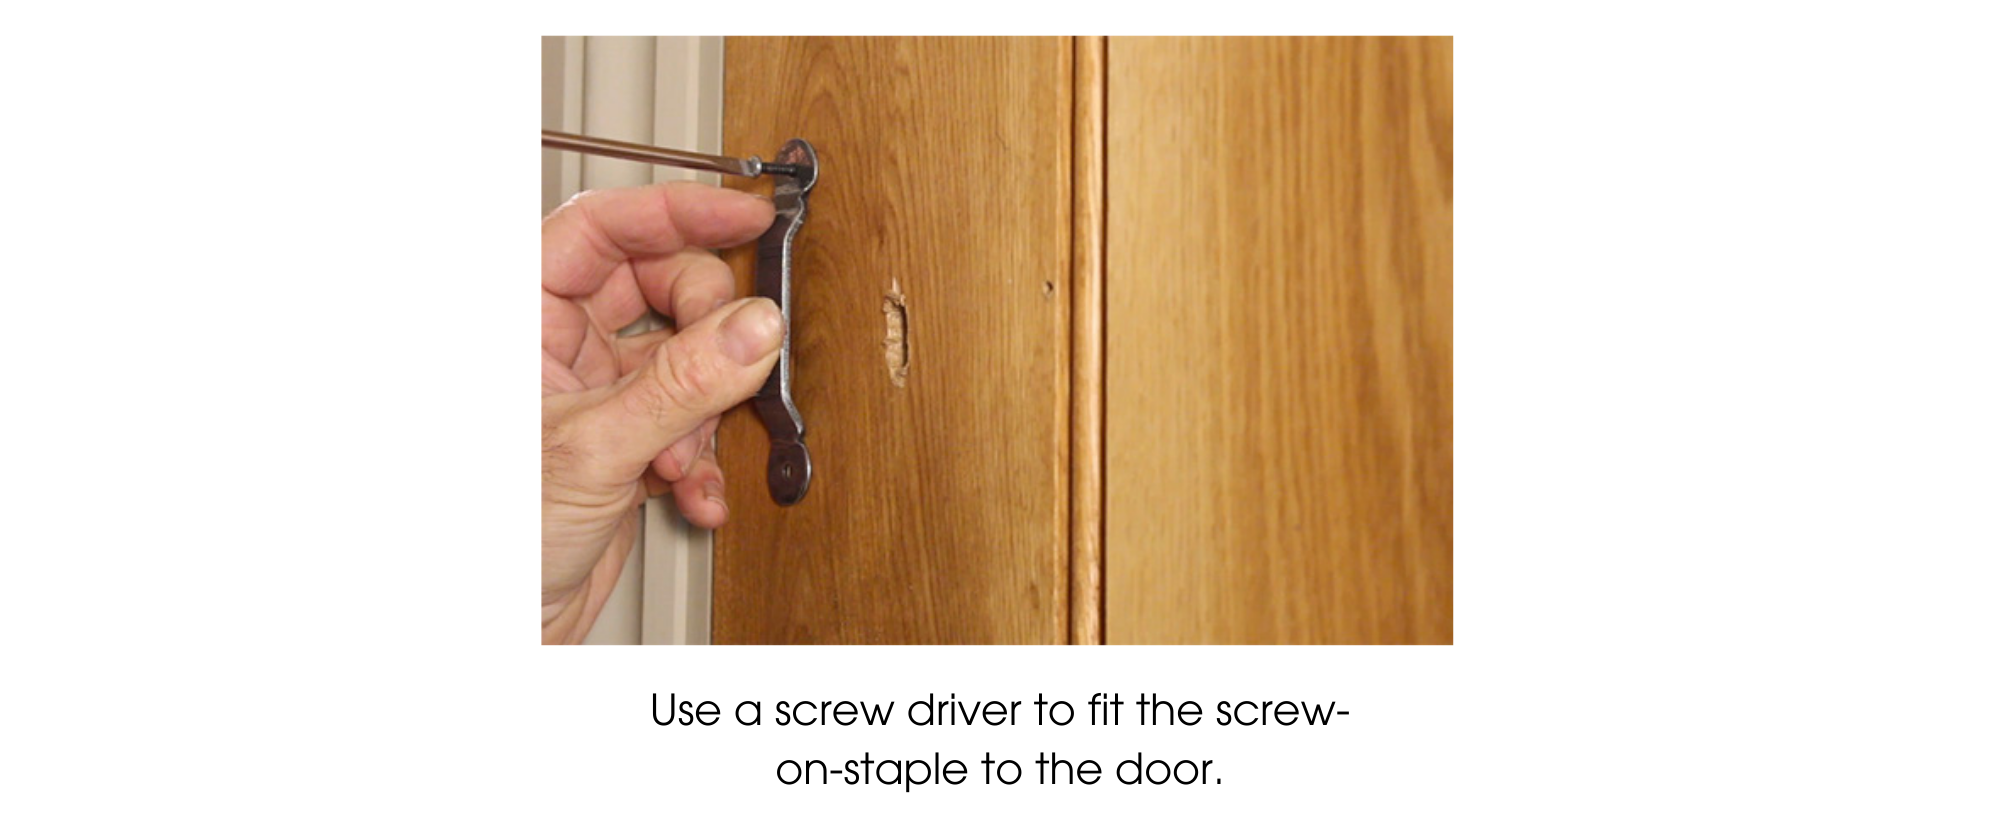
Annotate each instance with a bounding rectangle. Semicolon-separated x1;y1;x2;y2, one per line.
638;36;726;646
1069;36;1107;645
544;35;723;644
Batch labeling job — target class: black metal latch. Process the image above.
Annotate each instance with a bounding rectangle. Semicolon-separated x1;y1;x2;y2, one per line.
750;139;817;505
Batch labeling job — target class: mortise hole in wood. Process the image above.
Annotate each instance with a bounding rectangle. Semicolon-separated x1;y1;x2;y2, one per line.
883;280;909;388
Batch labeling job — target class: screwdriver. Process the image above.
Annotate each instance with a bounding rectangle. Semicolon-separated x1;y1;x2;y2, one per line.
541;129;803;178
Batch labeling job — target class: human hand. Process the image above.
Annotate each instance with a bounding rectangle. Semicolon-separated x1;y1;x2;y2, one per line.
541;183;779;643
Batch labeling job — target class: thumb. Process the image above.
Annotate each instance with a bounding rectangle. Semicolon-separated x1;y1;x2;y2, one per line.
571;297;783;480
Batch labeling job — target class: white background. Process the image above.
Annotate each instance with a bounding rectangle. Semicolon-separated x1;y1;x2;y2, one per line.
5;5;1997;832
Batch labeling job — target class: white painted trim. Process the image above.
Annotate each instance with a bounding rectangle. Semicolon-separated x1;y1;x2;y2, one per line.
639;36;724;645
540;38;565;214
575;36;658;645
543;36;721;644
558;36;584;200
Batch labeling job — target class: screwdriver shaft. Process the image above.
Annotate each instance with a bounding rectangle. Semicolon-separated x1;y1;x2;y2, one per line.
541;129;800;178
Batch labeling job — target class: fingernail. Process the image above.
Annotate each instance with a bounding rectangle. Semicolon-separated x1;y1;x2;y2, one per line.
720;298;783;366
702;480;728;509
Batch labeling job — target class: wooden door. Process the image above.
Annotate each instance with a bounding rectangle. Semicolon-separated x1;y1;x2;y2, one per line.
1105;37;1453;643
716;36;1451;644
715;37;1081;643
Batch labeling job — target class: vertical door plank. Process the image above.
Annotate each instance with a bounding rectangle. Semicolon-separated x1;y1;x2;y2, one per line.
717;37;1074;643
1070;36;1107;645
1106;37;1453;643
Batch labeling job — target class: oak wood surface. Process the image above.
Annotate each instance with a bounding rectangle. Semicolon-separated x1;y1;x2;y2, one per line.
1105;37;1454;643
1070;37;1107;645
716;37;1074;643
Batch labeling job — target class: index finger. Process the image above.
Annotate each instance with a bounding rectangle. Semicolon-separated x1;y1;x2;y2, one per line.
542;182;774;298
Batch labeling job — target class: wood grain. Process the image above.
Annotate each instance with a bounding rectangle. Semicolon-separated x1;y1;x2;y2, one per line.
1070;36;1107;645
1105;37;1454;643
716;37;1074;643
